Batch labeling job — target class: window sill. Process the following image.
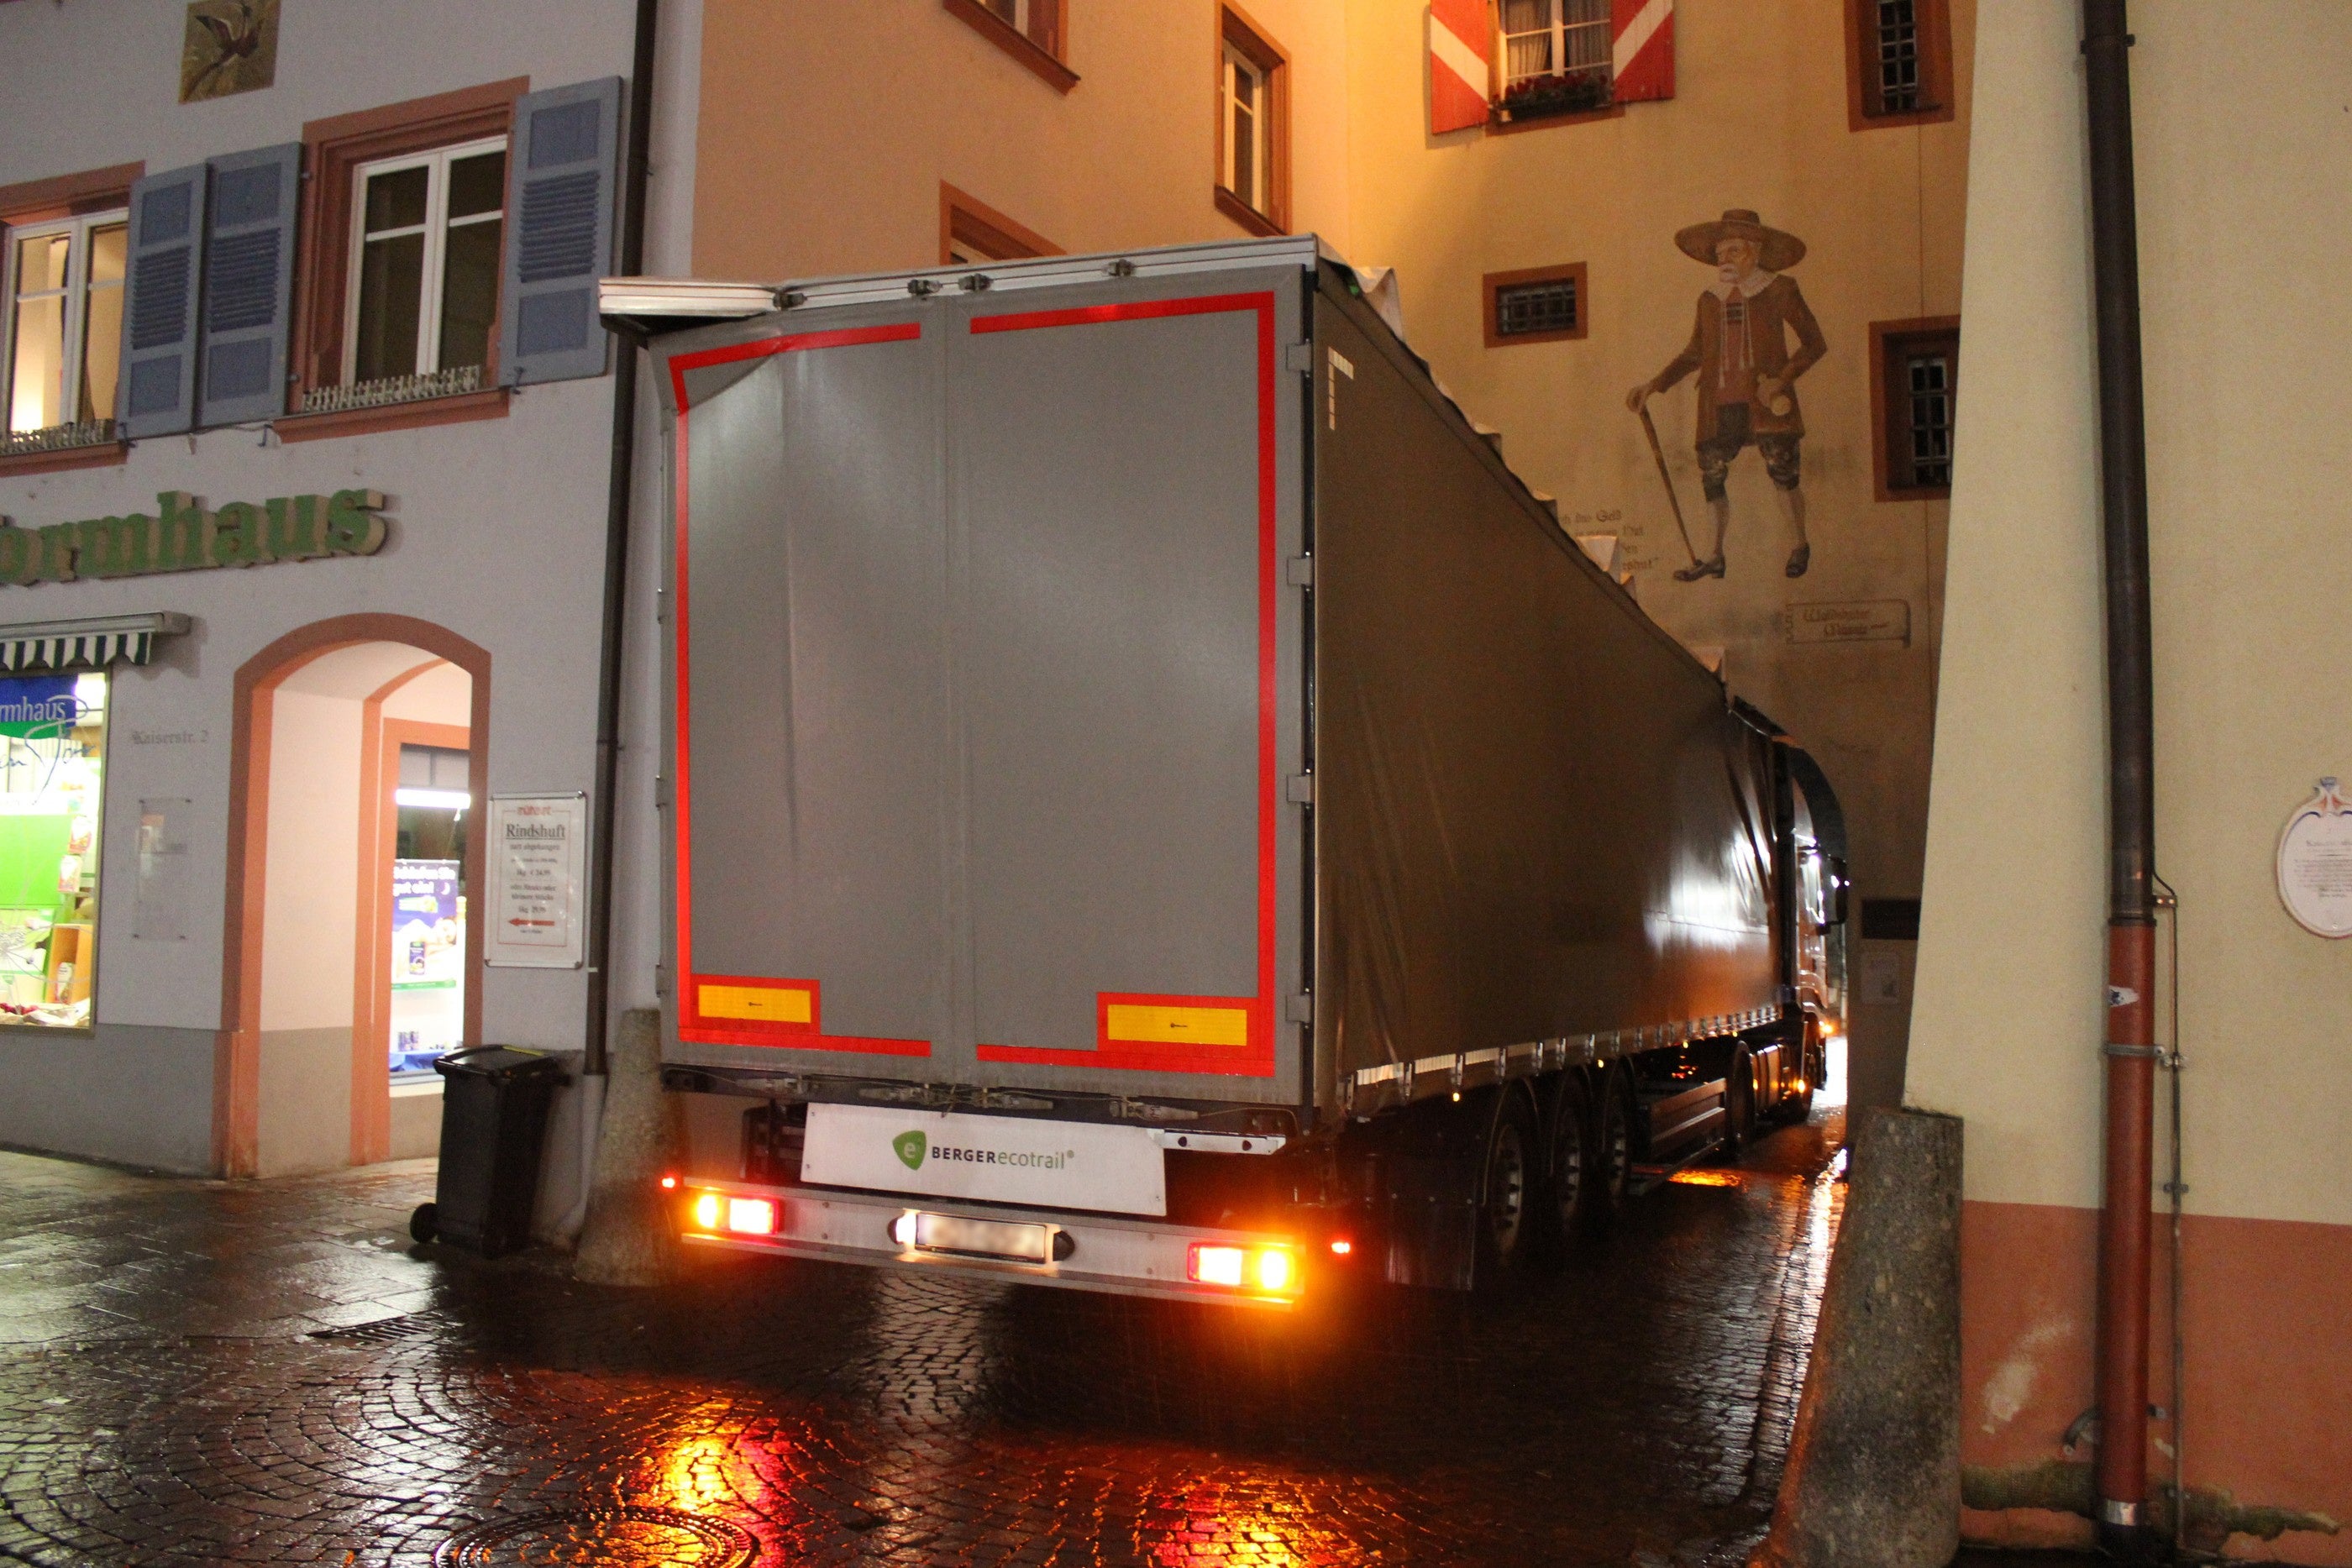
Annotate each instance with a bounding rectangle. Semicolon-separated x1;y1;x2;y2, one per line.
0;441;129;479
1490;100;1625;135
0;1020;96;1037
1850;102;1955;132
1874;485;1952;504
1214;186;1284;239
943;0;1078;93
273;386;510;444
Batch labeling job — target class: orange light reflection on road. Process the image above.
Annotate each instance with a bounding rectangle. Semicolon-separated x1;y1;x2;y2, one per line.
1668;1170;1741;1188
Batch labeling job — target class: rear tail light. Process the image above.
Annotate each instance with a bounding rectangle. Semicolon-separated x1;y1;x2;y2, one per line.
725;1197;777;1235
1186;1242;1298;1296
686;1191;780;1235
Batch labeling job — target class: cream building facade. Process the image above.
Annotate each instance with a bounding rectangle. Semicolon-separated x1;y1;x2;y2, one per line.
1908;3;2351;1557
684;0;1976;1118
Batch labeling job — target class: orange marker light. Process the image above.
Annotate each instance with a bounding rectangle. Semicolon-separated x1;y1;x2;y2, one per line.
659;1175;678;1189
691;1191;722;1230
1329;1238;1353;1256
725;1197;778;1235
1253;1246;1294;1293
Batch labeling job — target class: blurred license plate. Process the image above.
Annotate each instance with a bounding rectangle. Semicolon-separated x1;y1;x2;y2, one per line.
911;1213;1050;1262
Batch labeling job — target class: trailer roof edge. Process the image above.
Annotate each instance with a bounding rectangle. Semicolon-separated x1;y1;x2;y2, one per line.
601;236;1323;334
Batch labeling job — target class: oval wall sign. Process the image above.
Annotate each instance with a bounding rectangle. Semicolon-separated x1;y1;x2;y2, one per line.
2276;777;2352;938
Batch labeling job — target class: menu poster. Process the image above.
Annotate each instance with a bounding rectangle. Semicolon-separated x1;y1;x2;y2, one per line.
391;860;465;985
484;793;588;968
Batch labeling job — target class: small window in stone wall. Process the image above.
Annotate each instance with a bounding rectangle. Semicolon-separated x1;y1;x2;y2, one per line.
1872;317;1959;500
1483;262;1588;348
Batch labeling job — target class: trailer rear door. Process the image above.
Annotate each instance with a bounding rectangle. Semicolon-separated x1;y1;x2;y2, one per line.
655;265;1307;1107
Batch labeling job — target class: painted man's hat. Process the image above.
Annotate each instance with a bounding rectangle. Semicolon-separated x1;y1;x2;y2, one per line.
1675;208;1806;270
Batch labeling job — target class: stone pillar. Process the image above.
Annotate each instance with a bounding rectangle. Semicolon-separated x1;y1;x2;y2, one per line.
1756;1106;1962;1568
573;1008;677;1287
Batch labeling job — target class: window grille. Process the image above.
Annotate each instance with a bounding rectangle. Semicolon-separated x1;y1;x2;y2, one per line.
1876;0;1922;113
1495;276;1578;339
300;362;480;416
1906;352;1953;488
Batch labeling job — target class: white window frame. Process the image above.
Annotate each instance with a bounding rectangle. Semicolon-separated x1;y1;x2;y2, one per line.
1221;43;1270;215
1499;0;1614;92
3;207;129;439
339;135;507;387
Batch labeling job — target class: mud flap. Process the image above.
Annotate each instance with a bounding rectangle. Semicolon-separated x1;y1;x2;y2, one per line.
1371;1094;1489;1291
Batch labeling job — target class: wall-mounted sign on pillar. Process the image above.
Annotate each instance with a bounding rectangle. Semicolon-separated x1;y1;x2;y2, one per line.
484;793;589;968
2277;777;2352;938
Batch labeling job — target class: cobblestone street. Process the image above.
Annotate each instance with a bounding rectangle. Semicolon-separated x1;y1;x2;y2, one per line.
1;1112;1842;1567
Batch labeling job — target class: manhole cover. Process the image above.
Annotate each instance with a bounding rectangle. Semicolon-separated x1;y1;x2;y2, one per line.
307;1314;436;1345
433;1506;759;1565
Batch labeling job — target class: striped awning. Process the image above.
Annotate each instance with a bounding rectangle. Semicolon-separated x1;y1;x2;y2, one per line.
0;612;191;674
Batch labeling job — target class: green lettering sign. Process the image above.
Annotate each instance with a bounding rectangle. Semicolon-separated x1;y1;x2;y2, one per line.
0;490;391;589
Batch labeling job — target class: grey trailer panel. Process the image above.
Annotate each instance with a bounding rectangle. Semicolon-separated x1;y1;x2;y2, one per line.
654;266;1308;1106
952;278;1305;1101
664;315;952;1067
1311;281;1776;1099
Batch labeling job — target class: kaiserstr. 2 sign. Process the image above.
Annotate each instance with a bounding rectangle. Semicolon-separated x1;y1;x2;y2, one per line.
0;490;388;588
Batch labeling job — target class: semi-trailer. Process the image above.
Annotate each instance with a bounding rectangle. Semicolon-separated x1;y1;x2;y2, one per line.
607;236;1848;1305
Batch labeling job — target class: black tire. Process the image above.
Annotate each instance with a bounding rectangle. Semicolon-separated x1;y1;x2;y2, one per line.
1476;1091;1539;1279
1783;1030;1819;1121
1720;1046;1756;1157
1593;1067;1635;1213
1544;1077;1593;1248
408;1202;438;1245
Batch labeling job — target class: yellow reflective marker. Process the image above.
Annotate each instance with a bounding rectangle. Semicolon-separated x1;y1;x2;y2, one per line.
1104;1004;1247;1047
701;983;812;1024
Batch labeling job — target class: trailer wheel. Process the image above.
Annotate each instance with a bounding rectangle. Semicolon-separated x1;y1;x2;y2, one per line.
1477;1092;1538;1277
1593;1068;1635;1212
1721;1046;1756;1156
1544;1077;1593;1246
1782;1027;1819;1121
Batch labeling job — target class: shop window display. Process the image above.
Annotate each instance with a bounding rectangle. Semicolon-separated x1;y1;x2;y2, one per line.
390;742;467;1078
0;671;105;1026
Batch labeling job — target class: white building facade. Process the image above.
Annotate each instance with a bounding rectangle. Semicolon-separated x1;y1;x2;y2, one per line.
0;0;698;1181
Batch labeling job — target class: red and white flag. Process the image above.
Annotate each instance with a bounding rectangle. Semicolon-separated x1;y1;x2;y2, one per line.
1610;0;1675;102
1427;0;1490;134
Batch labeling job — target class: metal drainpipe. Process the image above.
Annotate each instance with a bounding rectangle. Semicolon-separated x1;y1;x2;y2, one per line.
2081;1;2160;1555
582;0;662;1083
560;0;659;1246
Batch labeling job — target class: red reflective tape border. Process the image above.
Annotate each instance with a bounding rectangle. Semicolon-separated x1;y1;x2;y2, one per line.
968;293;1279;1078
669;323;932;1058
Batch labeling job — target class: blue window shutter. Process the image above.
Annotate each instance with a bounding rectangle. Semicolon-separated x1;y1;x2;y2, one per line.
118;164;208;439
498;76;623;386
197;143;302;428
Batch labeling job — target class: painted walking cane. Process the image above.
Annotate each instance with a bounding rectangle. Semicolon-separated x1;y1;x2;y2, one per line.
1636;401;1702;570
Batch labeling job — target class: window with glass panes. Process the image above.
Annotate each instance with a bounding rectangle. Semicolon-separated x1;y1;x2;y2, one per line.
1874;0;1923;112
1221;45;1270;217
1905;349;1954;487
342;139;506;387
1872;318;1959;497
1500;0;1612;96
4;211;128;445
1848;0;1949;124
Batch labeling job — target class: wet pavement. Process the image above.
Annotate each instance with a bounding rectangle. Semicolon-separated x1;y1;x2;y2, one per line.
1;1109;1844;1567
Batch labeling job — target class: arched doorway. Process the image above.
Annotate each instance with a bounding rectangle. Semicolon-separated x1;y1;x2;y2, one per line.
218;616;490;1177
